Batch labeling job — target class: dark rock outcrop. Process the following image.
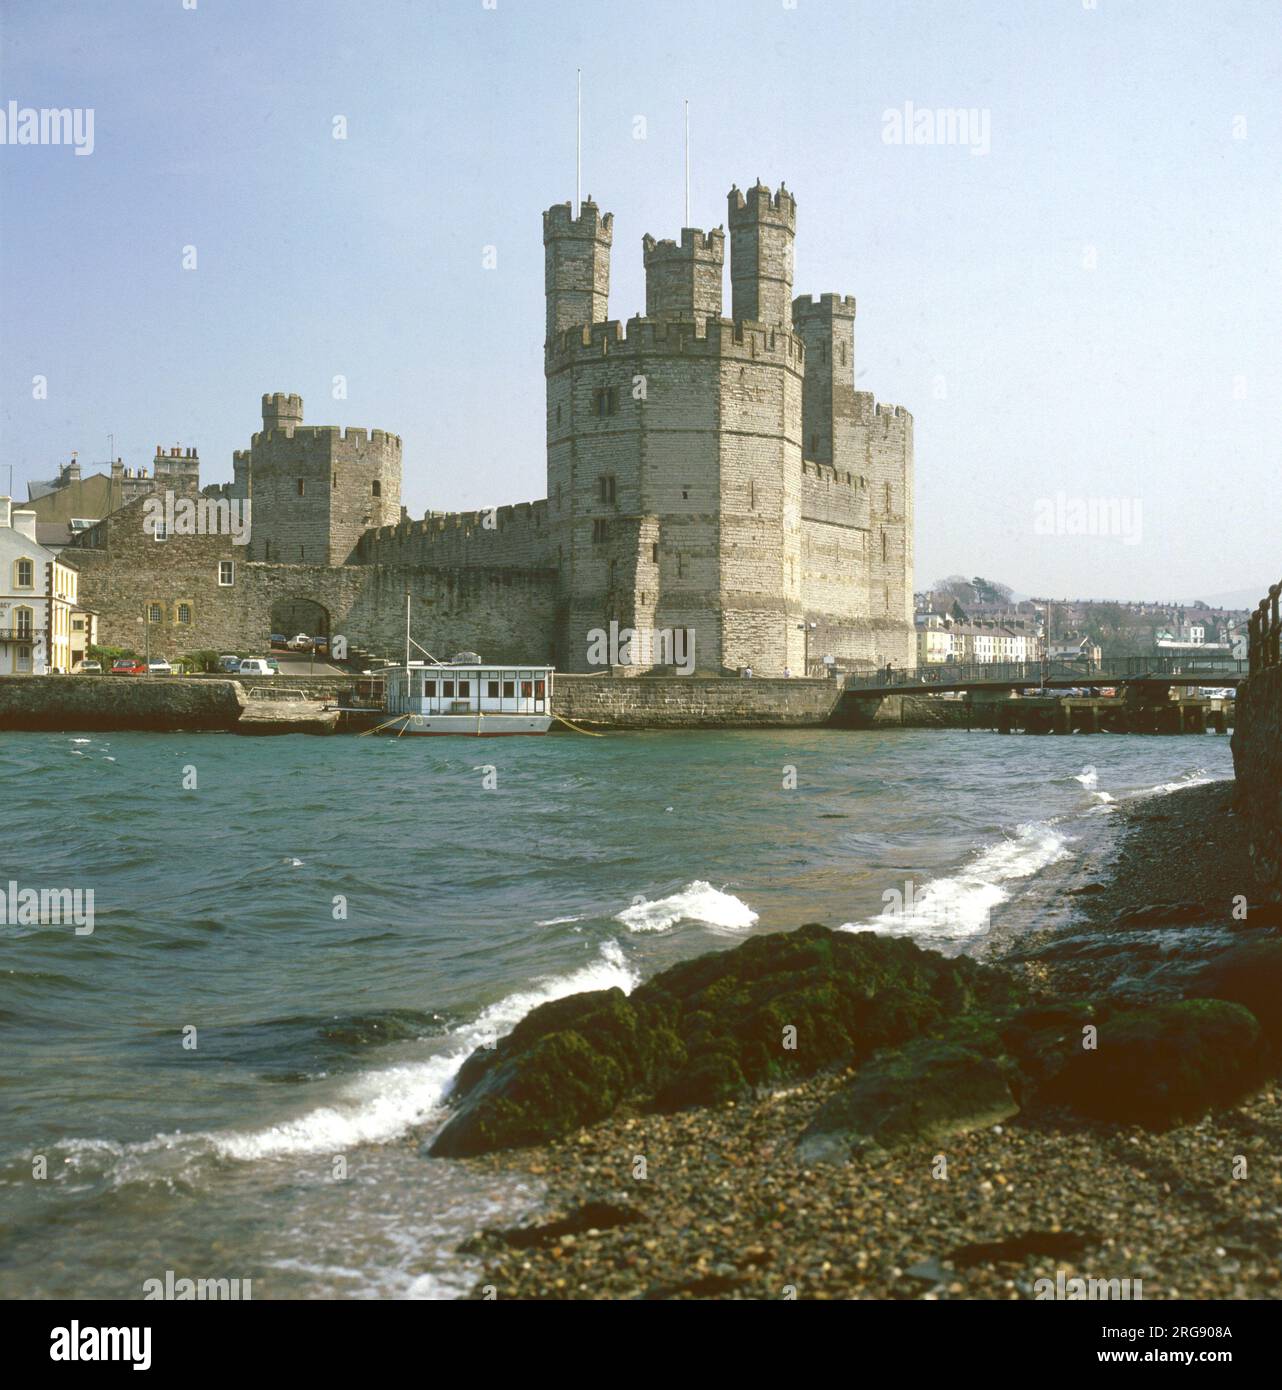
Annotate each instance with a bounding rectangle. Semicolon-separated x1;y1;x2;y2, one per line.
797;1040;1020;1163
1040;999;1265;1126
430;924;1021;1157
1186;939;1282;1049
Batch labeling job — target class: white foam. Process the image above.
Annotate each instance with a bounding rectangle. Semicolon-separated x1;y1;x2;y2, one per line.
535;914;584;927
840;822;1073;942
614;880;758;934
205;939;638;1162
1074;765;1098;788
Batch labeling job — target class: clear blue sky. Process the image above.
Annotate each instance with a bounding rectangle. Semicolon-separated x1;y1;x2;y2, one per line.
2;0;1279;604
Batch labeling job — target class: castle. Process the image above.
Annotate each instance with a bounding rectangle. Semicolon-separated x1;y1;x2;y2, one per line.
63;179;914;675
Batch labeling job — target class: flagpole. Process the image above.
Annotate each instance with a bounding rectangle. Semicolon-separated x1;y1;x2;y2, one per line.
683;99;690;227
576;69;582;218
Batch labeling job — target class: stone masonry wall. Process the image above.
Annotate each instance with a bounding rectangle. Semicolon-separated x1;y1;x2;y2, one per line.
553;674;842;728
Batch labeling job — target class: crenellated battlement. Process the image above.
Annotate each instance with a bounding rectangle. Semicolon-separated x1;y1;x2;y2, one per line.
543;198;614;242
793;292;857;317
802;459;865;486
727;179;796;225
642;227;725;259
548;314;805;366
251;425;403;450
356;499;552;570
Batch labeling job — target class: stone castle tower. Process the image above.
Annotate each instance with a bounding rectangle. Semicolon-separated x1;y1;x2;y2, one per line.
227;393;403;565
78;175;911;675
541;179;913;675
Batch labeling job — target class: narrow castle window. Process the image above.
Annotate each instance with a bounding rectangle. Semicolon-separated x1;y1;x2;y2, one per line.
594;386;619;418
176;603;192;625
153;520;168;542
884;481;892;513
148;604;162;624
840;344;847;365
598;475;616;504
681;485;690;500
677;553;685;578
810;434;819;457
881;531;888;563
300;546;305;560
297;478;305;497
592;519;609;544
333;473;338;489
372;480;382;498
218;560;235;586
651;542;659;563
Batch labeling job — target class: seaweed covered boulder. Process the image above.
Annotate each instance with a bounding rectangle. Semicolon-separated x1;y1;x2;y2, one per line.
1186;939;1282;1050
429;987;684;1158
429;924;1023;1157
1041;999;1265;1126
797;1040;1020;1163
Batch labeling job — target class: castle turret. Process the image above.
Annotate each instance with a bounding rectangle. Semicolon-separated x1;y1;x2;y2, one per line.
642;227;725;323
727;181;796;327
793;293;857;466
262;392;303;432
542;198;613;348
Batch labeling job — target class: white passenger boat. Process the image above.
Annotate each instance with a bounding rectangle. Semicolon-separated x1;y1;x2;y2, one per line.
379;658;554;736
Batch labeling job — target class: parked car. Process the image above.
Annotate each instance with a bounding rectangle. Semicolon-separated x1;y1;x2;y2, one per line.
238;658;276;677
286;633;313;651
111;659;148;676
269;633;288;649
147;659;172;676
78;660;103;674
312;635;329;655
218;655;242;673
265;656;280;673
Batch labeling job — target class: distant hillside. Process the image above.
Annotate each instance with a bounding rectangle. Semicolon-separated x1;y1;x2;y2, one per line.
1192;586;1272;611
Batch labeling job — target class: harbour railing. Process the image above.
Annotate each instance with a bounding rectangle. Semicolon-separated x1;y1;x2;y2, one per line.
1248;583;1281;675
845;652;1248;693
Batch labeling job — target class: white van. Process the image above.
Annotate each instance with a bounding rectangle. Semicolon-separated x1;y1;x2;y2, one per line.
238;659;276;677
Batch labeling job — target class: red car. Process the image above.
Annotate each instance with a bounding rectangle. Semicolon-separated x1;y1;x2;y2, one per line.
110;659;148;675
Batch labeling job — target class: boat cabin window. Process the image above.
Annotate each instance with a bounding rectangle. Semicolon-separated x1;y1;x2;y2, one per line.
487;680;500;698
442;680;454;696
457;681;470;696
521;681;532;697
535;679;546;699
503;681;514;698
423;680;436;696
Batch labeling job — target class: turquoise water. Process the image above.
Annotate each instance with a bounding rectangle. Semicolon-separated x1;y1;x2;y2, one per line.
0;728;1231;1297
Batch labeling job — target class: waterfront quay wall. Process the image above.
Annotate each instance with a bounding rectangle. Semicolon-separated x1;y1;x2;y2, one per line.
0;676;246;732
552;675;843;729
1232;664;1282;898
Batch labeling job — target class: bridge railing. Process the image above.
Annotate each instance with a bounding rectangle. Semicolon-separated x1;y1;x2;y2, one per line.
844;652;1247;692
1248;583;1281;676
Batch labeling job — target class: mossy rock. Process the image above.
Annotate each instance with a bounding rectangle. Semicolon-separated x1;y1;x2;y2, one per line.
430;988;684;1157
1186;939;1282;1051
430;925;1026;1155
797;1040;1020;1163
1043;999;1264;1126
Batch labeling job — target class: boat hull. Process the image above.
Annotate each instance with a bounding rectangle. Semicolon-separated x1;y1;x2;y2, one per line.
380;712;552;736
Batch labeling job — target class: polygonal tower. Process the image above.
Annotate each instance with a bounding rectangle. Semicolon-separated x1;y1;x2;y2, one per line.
542;198;613;348
727;180;796;326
